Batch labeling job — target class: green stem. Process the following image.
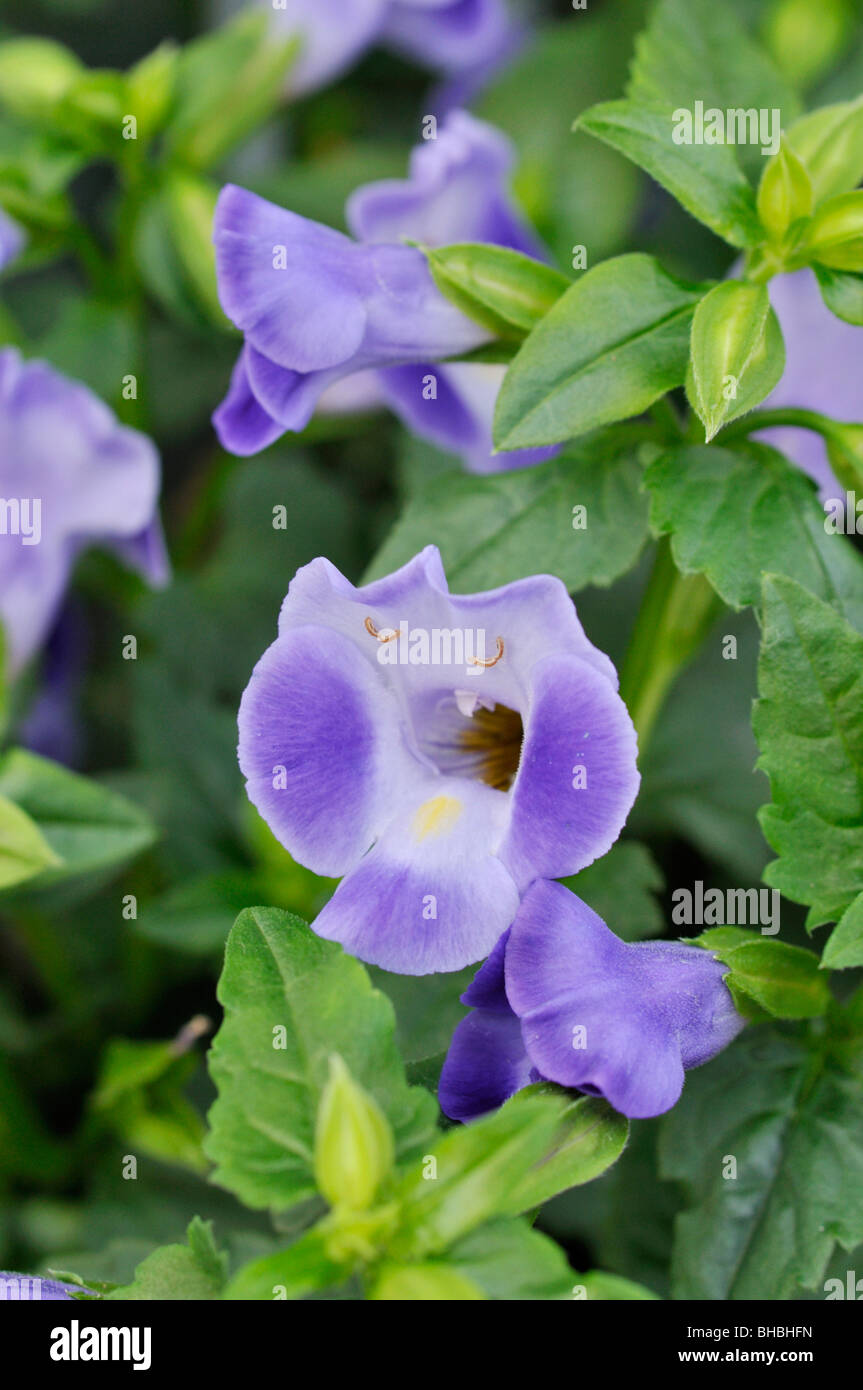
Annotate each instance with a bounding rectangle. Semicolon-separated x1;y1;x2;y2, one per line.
718;406;836;442
620;537;721;755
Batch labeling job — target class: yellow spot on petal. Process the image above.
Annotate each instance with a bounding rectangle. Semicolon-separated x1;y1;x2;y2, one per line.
412;795;463;842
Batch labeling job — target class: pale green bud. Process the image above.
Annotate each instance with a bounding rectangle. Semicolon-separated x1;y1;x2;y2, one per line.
0;39;82;122
756;138;813;243
314;1055;394;1212
804;192;863;272
369;1262;487;1301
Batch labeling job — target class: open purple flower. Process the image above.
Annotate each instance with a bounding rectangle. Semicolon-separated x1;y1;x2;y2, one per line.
439;880;744;1119
214;111;555;473
238;547;639;974
268;0;520;100
758;268;861;496
0;349;168;676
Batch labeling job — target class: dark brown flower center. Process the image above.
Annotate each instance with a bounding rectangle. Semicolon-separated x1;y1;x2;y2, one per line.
458;703;524;791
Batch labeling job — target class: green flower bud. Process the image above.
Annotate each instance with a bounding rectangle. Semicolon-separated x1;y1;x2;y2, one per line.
823;420;863;493
804;192;863;272
164;172;227;328
369;1262;487;1301
314;1055;394;1212
756;138;813;243
125;42;179;143
0;39;82;122
787;95;863;203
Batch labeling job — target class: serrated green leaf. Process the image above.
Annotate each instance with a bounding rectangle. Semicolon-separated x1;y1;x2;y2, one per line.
577;101;763;249
754;575;863;928
822;892;863;971
365;426;650;593
105;1218;228;1301
494;254;705;450
224;1223;348;1301
659;1020;863;1299
205;908;437;1211
426;242;570;338
802;191;863;272
644;441;863;627
686;281;784;440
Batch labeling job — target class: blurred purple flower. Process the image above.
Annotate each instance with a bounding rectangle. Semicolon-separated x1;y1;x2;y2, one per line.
0;1271;88;1300
238;546;639;974
0;209;24;271
758;268;861;497
0;349;168;677
269;0;521;100
439;880;744;1121
214;112;555;472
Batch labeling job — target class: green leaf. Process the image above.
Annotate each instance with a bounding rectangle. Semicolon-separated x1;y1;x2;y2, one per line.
659;1019;863;1299
389;1095;566;1258
561;840;664;942
787;96;863;203
0;792;60;890
692;929;830;1019
89;1037;207;1174
627;0;800;184
754;575;863;929
224;1224;351;1301
494;255;705;450
105;1218;228;1301
822;892;863;971
427;1219;574;1300
577;101;763;249
205;909;437;1211
644;441;863;627
686;282;784;440
756;137;813;241
496;1090;629;1217
426;243;570;338
0;749;157;895
365;426;650;593
573;1270;660;1300
164;13;297;171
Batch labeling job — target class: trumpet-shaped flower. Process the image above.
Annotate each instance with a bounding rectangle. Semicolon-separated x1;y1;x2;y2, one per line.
268;0;520;101
237;547;639;974
213;111;556;473
439;881;745;1120
0;349;168;676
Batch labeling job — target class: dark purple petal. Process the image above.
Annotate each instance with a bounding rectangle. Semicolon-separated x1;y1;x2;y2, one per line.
505;881;744;1119
438;1006;533;1121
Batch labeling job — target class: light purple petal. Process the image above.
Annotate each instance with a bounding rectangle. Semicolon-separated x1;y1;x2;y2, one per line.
310;775;519;973
0;349;166;674
498;654;640;888
759;267;863;495
346;109;544;257
0;209;24;271
213;348;287;456
270;0;389;97
0;1271;89;1300
382;0;520;79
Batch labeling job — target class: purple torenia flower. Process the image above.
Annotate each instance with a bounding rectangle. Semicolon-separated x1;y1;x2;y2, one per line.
0;1271;88;1299
269;0;520;100
439;880;744;1120
759;268;861;496
0;349;168;676
0;209;24;270
214;112;555;473
238;547;639;975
